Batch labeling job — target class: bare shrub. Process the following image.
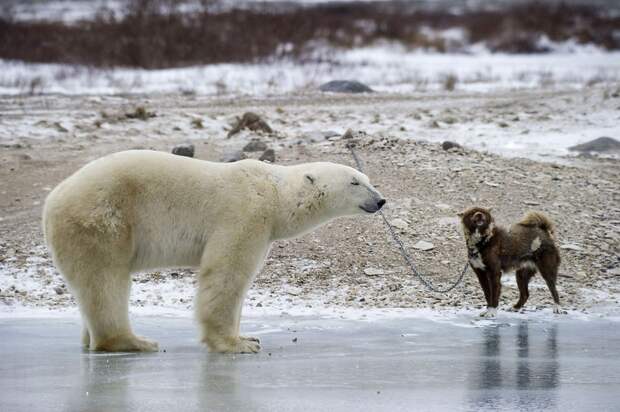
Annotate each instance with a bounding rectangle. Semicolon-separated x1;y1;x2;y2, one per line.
0;1;618;68
442;74;458;91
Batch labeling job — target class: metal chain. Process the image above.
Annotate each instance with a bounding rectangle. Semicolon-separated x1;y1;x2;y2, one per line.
347;143;468;293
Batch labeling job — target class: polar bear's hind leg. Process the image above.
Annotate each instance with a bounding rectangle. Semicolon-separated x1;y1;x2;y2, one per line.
67;264;158;352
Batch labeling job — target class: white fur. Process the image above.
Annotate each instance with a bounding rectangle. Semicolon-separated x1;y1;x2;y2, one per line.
469;253;486;270
479;307;497;318
531;236;541;252
43;150;383;353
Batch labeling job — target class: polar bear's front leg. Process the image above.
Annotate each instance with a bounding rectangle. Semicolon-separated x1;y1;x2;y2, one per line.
196;235;270;353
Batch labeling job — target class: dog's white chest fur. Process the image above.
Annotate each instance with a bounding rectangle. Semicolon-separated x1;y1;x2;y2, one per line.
469;250;486;269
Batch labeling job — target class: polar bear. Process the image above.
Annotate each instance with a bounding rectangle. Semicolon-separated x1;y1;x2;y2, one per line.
43;150;385;353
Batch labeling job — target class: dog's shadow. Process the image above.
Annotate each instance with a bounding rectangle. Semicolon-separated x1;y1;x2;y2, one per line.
468;322;559;410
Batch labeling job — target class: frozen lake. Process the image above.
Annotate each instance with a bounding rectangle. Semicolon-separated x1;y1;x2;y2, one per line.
1;315;619;411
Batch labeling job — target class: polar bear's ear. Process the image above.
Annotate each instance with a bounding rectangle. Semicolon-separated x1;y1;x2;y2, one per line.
304;174;316;185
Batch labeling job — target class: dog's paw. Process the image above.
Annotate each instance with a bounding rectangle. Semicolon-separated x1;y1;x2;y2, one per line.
509;305;524;313
553;304;567;315
479;307;498;318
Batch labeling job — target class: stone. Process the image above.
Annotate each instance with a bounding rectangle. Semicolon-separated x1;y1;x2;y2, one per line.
342;129;355;140
319;80;373;94
413;241;434;251
568;137;620;153
259;149;276;163
390;219;409;230
221;151;247;163
171;143;195;158
227;112;273;138
243;139;268;152
560;243;583;251
364;267;385;276
441;141;461;151
606;268;620;276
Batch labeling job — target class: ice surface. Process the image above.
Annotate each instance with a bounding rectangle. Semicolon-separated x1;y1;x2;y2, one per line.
1;315;619;412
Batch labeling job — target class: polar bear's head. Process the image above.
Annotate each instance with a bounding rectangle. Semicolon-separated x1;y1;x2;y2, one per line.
273;161;385;240
301;162;386;217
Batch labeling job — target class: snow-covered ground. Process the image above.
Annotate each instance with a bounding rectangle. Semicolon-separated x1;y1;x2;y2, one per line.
2;46;619;96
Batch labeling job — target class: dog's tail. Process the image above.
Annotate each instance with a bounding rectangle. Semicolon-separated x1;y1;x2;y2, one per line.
519;211;555;236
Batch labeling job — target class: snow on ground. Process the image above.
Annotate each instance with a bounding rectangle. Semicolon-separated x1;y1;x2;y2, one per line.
3;47;619;96
1;244;618;322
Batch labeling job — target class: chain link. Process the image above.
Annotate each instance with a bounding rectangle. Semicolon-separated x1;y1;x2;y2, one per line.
347;143;468;293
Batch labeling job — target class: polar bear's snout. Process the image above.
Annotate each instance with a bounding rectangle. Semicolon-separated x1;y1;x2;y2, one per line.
360;198;386;213
359;188;386;213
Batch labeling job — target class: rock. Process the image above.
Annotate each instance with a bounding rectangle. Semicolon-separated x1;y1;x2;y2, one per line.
259;149;276;163
319;80;373;94
413;241;434;251
171;143;195;158
568;137;620;153
390;219;409;230
342;129;355;139
125;106;156;120
227;112;273;138
364;267;385;276
243;139;268;152
560;243;583;251
437;217;460;226
442;141;461;151
53;286;64;295
53;122;69;133
221;151;247;163
606;268;620;276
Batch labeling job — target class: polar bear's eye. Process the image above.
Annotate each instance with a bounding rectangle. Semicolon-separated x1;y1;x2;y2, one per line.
351;180;360;186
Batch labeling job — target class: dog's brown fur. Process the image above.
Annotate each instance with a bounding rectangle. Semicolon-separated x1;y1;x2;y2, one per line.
459;207;561;317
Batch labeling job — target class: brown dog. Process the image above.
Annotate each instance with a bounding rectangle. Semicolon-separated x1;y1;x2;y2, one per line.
459;207;561;317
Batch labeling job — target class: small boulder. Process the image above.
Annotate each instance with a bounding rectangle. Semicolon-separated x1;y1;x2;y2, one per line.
243;139;268;152
364;267;385;276
442;141;462;151
319;80;373;94
227;112;273;138
172;143;195;158
413;241;434;251
221;151;247;163
568;137;620;153
259;149;276;163
390;219;409;231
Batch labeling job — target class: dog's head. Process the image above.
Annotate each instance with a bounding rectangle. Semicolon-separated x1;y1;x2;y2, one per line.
458;207;494;239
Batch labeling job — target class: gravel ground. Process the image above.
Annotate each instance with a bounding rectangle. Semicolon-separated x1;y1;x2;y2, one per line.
0;89;618;316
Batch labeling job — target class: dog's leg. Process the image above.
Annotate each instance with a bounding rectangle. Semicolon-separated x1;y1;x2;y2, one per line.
479;270;501;318
474;268;491;307
512;268;535;311
537;253;562;314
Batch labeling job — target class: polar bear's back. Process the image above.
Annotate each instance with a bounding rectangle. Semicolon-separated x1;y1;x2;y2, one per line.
43;150;273;271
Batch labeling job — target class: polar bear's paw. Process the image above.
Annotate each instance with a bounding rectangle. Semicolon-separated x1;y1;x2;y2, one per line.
95;334;159;352
206;336;261;354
